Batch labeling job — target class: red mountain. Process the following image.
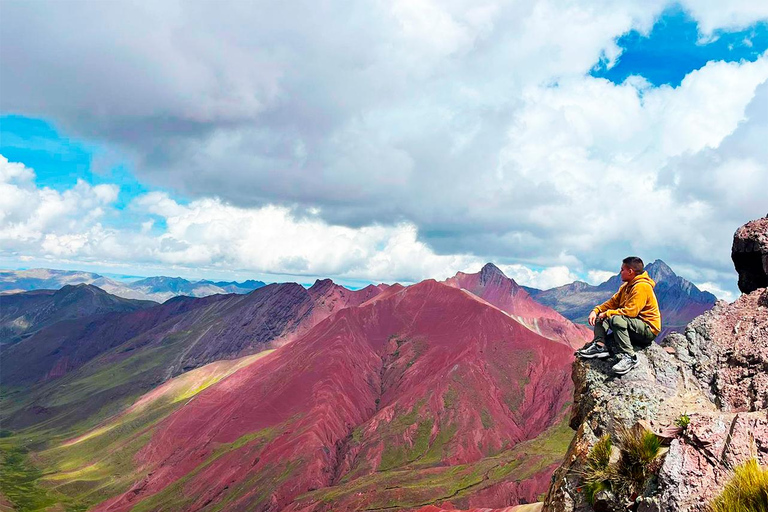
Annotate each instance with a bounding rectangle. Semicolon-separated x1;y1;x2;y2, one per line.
445;263;590;348
94;280;575;511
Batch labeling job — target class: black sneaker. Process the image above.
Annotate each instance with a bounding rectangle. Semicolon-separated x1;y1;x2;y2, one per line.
576;342;610;359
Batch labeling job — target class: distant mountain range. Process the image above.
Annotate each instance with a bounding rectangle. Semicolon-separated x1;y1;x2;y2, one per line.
524;259;717;339
0;268;266;302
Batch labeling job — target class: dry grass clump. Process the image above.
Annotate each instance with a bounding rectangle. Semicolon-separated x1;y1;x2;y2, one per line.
613;423;664;498
581;424;665;506
709;459;768;512
583;434;612;504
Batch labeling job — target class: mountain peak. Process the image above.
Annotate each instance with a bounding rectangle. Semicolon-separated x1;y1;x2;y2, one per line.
479;262;507;284
308;278;336;293
56;283;106;297
646;259;675;280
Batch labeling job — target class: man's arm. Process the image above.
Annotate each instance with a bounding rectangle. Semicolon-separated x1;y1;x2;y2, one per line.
589;287;623;325
593;287;622;315
604;283;650;319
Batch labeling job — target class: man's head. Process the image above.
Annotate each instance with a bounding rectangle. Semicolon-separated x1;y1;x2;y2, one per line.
620;256;644;282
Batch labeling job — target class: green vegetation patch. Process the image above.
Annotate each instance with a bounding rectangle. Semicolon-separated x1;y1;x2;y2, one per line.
442;387;459;409
129;427;279;512
379;420;433;471
296;415;575;511
0;444;69;512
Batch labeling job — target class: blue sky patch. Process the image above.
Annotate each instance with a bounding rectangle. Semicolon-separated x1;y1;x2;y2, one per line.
592;6;768;87
1;115;160;210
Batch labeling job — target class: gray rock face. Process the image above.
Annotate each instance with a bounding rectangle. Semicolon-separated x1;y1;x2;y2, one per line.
732;215;768;293
544;343;717;512
543;288;768;512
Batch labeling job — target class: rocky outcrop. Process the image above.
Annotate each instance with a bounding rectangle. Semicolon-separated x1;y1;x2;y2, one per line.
544;217;768;512
664;289;768;412
732;215;768;293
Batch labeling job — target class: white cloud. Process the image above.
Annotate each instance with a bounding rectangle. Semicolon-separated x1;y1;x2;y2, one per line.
681;0;768;33
697;281;737;302
0;156;607;287
499;264;582;290
587;270;616;285
0;156;119;246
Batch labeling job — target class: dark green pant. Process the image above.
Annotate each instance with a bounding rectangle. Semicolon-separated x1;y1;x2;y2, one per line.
593;315;655;356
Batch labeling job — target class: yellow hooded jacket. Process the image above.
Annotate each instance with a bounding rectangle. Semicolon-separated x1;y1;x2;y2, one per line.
592;271;661;335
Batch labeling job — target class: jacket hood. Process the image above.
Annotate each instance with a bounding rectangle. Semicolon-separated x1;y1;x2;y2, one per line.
631;271;656;288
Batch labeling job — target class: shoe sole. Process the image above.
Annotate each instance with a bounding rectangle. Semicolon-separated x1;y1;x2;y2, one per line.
613;364;637;375
577;351;611;359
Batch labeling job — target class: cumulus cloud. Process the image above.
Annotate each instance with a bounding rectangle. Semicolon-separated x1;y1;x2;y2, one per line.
499;264;582;290
587;270;617;284
0;157;479;282
0;156;119;248
2;1;768;296
0;156;611;286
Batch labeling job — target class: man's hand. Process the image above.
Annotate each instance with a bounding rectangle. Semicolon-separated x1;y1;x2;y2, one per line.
588;310;597;326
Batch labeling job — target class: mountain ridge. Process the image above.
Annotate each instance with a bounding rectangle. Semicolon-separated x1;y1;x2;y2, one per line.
0;284;156;345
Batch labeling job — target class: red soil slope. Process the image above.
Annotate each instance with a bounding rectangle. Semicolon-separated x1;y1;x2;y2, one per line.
95;280;575;512
445;263;590;348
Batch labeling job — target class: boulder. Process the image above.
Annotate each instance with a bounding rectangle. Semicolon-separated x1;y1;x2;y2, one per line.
732;215;768;294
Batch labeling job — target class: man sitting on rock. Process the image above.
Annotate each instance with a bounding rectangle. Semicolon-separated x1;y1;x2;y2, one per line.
576;256;661;375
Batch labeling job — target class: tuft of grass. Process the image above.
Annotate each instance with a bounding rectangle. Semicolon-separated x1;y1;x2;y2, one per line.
586;434;612;472
584;479;610;505
582;434;613;505
709;459;768;512
613;423;664;498
580;424;665;506
675;413;691;430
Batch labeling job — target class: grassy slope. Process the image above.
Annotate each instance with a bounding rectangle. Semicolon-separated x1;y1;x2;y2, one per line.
0;293;248;436
0;351;273;512
293;415;573;511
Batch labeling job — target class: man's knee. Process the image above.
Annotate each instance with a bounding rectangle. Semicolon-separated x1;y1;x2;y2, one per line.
609;315;628;329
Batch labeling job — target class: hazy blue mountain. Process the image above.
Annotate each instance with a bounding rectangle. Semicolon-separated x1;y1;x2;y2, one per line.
0;268;266;302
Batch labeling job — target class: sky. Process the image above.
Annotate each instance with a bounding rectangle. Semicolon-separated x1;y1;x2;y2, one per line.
2;1;768;300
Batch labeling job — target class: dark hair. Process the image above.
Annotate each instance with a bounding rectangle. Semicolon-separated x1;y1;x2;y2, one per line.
622;256;644;273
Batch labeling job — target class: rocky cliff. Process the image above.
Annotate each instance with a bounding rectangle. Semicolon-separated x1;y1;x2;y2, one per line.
543;217;768;512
